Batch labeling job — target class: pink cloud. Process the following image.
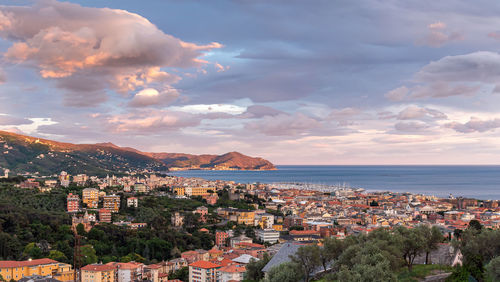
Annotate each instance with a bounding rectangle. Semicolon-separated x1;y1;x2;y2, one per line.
0;0;222;105
128;88;179;108
418;21;463;47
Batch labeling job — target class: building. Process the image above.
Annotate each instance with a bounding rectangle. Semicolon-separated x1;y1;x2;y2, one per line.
106;262;144;282
185;187;214;197
66;193;79;213
127;197;138;208
0;168;9;179
59;171;70;187
81;264;115;282
19;179;40;189
174;187;185;196
194;206;209;222
82;188;99;209
188;261;220;282
236;211;255;225
73;174;88;186
217;264;246;282
99;208;112;223
215;231;229;248
257;229;280;244
171;212;184;227
103;195;120;213
0;258;74;281
134;183;147;193
230;235;253;248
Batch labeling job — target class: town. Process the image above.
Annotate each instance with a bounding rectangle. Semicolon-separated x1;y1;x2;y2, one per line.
0;169;498;281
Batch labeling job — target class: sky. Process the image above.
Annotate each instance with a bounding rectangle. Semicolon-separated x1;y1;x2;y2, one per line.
1;0;500;165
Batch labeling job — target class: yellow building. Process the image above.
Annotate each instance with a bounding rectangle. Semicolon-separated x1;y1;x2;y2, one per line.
236;211;255;225
82;188;99;209
174;187;185;196
103;195;120;213
81;264;115;282
0;258;74;281
185;187;214;197
272;224;283;231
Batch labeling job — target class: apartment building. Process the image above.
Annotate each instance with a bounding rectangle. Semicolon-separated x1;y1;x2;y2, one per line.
0;258;74;281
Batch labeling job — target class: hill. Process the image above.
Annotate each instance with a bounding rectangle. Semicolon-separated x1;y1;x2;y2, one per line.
0;131;275;175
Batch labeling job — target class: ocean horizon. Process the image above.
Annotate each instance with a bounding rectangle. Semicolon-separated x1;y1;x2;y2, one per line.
168;165;500;200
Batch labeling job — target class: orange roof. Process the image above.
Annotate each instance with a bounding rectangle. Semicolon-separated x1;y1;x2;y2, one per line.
189;261;221;269
218;264;246;273
290;230;320;235
0;258;57;268
81;264;115;272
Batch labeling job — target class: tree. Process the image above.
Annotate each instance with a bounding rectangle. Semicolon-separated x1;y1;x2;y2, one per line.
468;219;483;231
80;245;98;266
265;262;304;282
244;254;270;281
169;267;188;281
417;225;443;265
320;237;344;271
394;226;425;271
290;245;321;282
23;242;42;259
76;223;86;236
48;250;68;262
486;256;500;281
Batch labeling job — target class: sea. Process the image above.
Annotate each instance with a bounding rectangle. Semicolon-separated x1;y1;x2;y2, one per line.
168;165;500;200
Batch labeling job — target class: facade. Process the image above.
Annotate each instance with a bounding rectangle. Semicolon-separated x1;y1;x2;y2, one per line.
73;174;88;186
217;264;246;282
257;229;280;243
59;171;70;187
171;212;184;227
185;187;213;197
127;197;138;208
236;211;255;225
81;264;115;282
134;183;147;193
103;195;121;213
215;231;229;248
188;261;220;282
194;206;209;222
230;235;253;248
66;193;79;213
82;188;99;209
99;208;112;223
0;258;74;281
174;187;185;196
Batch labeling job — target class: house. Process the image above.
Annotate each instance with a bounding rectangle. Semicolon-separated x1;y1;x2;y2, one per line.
171;212;184;227
0;259;74;282
103;195;120;213
99;208;112;223
81;264;115;282
82;188;99;209
230;235;252;248
215;231;229;248
127;197;138;208
261;243;303;274
106;262;144;282
217;264;246;282
188;261;221;282
66;193;79;213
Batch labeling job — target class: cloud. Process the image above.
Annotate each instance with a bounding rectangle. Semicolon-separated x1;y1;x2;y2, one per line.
239;105;284;118
0;115;33;126
394;121;431;133
418;21;464;47
385;51;500;100
105;110;201;133
397;105;447;120
488;31;500;40
0;67;5;84
385;86;409;101
128;88;179;108
0;0;221;105
245;113;321;136
445;117;500;133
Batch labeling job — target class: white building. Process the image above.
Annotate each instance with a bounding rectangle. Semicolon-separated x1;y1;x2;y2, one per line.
127;197;138;208
257;229;280;244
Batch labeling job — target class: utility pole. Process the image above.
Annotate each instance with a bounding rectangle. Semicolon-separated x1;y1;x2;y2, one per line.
73;233;82;282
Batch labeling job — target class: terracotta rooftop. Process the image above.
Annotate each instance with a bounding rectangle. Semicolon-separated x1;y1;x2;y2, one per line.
81;264;115;272
189;261;220;269
0;258;58;268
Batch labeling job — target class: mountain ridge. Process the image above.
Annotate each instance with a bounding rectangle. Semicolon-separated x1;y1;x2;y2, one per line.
0;130;275;175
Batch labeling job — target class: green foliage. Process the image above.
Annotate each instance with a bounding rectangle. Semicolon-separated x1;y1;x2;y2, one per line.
48;250;68;262
23;242;42;259
244;253;270;281
290;245;321;282
397;264;452;282
394;226;426;271
169;266;189;281
80;245;98;265
485;256;500;281
265;262;304;282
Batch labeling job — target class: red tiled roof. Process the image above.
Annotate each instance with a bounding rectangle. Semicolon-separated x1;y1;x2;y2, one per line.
0;258;58;268
189;261;220;269
218;264;246;273
81;264;115;272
